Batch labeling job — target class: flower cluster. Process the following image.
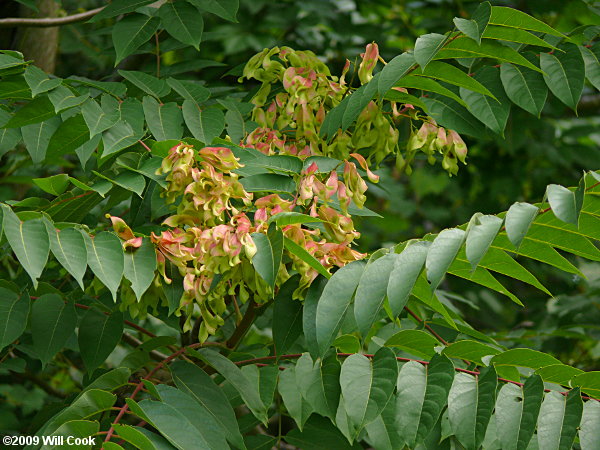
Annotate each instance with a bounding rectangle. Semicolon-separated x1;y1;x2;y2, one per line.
110;142;369;341
241;44;467;174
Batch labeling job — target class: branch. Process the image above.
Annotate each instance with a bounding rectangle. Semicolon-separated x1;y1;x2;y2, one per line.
226;302;257;349
0;7;105;28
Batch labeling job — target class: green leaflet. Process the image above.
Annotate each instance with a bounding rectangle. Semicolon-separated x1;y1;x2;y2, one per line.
537;389;583;450
442;340;501;365
491;348;561;370
460;66;510;136
580;400;600;450
505;202;539;249
295;352;341;421
396;354;455;448
414;33;447;69
341;73;380;130
113;15;160;66
419;61;496;99
384;329;439;359
42;420;99;449
91;0;155;22
3;96;56;128
570;372;600;399
21;116;60;163
387;241;430;316
31;294;76;367
45;220;87;290
426;228;466;291
285;415;362;450
483;25;558;50
447;367;497;450
339;348;398;437
123;237;157;300
135;396;224;450
546;183;583;226
580;45;600;90
240;173;295;193
315;261;365;356
78;309;124;374
303;276;328;359
170;360;246;449
0;288;30;351
118;70;170;99
47;85;88;113
167;78;210;104
112;424;167;450
182;101;225;144
142;96;183;141
1;205;49;288
272;276;303;355
102;121;143;158
158;1;204;50
488;6;564;37
33;174;70;196
534;364;583;386
465;213;503;270
540;43;585;111
279;365;314;430
23;65;62;97
193;348;267;423
81;96;120;137
500;62;547;117
82;231;124;301
353;253;396;336
46;114;90;159
377;52;416;95
153;384;230;449
495;375;544;450
187;0;239;23
395;74;467;106
250;223;283;291
422;93;485;138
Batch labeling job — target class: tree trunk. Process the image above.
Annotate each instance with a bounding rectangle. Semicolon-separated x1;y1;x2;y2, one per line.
16;0;60;73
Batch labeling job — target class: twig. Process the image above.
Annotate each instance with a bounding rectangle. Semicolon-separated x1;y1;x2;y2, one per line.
404;306;449;346
226;302;257;349
0;7;105;28
14;371;67;399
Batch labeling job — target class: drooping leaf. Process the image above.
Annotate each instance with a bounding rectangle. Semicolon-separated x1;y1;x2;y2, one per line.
31;294;76;367
500;61;547;117
78;309;124;374
414;33;447;69
47;85;88;113
21;116;61;163
396;355;455;448
118;70;170;99
537;389;583;450
142;96;183;141
377;52;416;95
81;96;120;137
82;231;125;301
505;202;539;249
295;352;341;421
3;96;56;128
279;366;313;430
495;375;544;450
187;0;239;22
123;237;157;301
384;329;439;359
45;223;87;290
387;241;430;316
92;0;155;22
194;348;267;423
489;6;565;37
158;1;204;50
250;223;283;290
460;66;510;135
0;288;30;351
46;114;90;159
113;14;160;65
546;184;581;226
273;276;303;355
33;174;70;196
339;348;398;436
171;360;246;449
540;43;585;111
418;61;496;99
465;214;503;270
353;253;396;336
447;366;497;450
182;101;225;144
23;65;62;97
580;400;600;450
315;261;365;356
1;205;49;288
426;228;466;291
167;78;210;104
